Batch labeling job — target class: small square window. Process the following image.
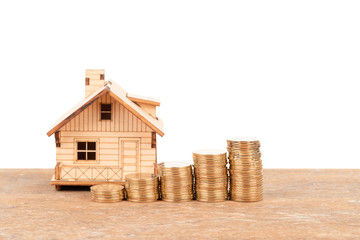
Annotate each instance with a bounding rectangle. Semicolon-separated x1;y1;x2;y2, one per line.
100;104;111;120
100;74;104;80
76;141;97;161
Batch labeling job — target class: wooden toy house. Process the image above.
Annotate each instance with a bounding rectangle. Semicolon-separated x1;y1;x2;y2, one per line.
47;69;164;189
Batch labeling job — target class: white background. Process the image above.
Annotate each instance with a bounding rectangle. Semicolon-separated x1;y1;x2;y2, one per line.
0;0;359;168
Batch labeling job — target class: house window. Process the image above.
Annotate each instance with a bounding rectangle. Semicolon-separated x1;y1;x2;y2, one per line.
100;74;105;80
77;141;97;161
85;78;90;86
100;104;112;120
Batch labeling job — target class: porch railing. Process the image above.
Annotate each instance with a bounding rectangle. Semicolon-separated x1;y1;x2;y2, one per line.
56;163;122;181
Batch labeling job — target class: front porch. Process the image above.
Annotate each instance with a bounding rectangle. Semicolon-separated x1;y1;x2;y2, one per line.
51;162;125;189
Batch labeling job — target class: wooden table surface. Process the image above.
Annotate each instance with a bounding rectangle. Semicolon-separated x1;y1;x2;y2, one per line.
0;169;359;239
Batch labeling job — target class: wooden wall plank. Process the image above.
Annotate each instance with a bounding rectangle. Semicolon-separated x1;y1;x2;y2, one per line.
119;104;124;132
141;149;156;155
137;117;142;132
140;166;154;173
100;143;118;149
106;94;111;132
101;96;106;132
134;115;138;132
70;118;74;131
88;105;93;131
141;138;152;144
141;160;156;167
141;143;151;149
61;132;151;137
58;161;119;167
56;148;74;155
84;107;88;131
79;111;84;131
128;108;132;132
114;100;119;132
141;155;156;161
100;138;118;143
124;104;128;131
76;110;80;131
92;100;97;131
141;121;145;132
60;137;75;143
100;149;119;155
56;155;74;160
99;155;118;161
61;143;73;149
123;166;137;172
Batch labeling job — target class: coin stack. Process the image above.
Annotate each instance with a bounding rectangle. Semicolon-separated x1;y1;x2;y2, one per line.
227;138;263;202
125;173;159;203
193;150;228;202
90;184;124;203
157;162;193;202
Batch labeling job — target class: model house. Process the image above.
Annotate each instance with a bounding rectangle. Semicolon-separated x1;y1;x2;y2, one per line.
47;69;164;189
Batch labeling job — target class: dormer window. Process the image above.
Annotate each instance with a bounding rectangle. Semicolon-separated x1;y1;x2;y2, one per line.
100;104;112;120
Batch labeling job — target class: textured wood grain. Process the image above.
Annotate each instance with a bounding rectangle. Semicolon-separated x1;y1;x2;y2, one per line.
0;169;360;239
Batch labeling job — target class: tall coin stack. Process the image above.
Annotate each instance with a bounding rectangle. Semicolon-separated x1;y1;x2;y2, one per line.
193;150;228;202
125;173;159;203
227;138;263;202
158;162;194;202
90;184;124;203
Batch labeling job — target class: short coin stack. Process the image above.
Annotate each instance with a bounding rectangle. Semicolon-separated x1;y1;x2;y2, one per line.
158;162;193;202
193;150;228;202
90;184;124;203
227;138;263;202
125;173;159;203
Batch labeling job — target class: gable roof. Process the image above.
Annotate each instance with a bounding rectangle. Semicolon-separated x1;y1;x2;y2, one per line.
47;81;164;137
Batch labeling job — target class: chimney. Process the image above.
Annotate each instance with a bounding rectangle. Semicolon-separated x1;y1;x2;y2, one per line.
85;69;105;98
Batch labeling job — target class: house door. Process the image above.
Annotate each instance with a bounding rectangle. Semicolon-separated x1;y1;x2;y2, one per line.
119;138;140;179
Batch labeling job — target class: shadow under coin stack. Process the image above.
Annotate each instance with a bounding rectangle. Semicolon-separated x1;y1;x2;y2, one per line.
227;138;263;202
125;173;159;203
158;162;194;202
193;150;228;202
90;184;124;203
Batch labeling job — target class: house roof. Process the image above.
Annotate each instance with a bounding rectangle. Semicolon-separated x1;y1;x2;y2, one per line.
47;81;164;137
